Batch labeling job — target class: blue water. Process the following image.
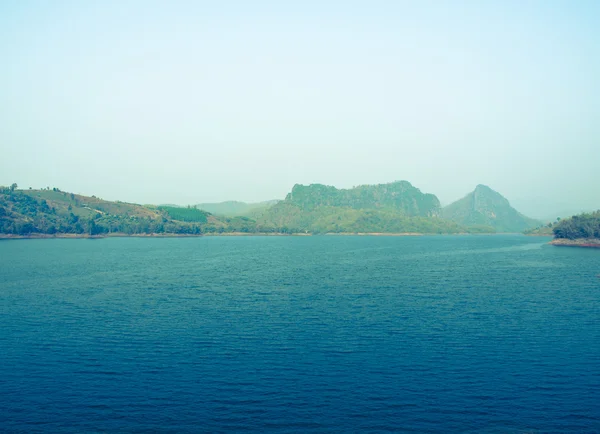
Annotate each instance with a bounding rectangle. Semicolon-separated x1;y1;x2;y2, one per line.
1;235;599;432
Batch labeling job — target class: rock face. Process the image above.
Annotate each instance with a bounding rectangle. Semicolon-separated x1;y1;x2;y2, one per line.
442;185;540;232
285;181;441;217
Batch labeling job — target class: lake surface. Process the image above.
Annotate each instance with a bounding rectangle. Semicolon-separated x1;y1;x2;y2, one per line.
1;235;599;432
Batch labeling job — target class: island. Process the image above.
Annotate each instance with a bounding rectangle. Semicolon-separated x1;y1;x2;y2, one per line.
550;211;600;248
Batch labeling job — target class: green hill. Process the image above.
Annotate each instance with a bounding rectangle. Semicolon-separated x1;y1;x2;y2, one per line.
285;181;441;216
442;185;540;232
0;186;255;236
552;211;600;240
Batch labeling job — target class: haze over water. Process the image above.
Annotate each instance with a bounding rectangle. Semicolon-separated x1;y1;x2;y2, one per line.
1;1;600;215
1;235;599;432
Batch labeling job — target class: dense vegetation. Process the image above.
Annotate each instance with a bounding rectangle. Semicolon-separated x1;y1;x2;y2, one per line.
286;181;441;217
0;186;256;236
443;184;540;232
552;211;600;240
158;206;209;223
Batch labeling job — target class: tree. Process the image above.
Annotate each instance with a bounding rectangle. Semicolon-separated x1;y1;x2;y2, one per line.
88;219;98;235
9;183;17;192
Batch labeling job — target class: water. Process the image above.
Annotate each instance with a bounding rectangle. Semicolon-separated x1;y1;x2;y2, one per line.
1;235;599;432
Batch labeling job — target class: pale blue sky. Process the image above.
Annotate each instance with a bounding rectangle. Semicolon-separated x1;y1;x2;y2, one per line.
1;1;598;216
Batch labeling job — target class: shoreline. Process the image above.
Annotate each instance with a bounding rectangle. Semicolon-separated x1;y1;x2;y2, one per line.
0;232;443;239
549;238;600;248
0;232;535;240
0;232;424;239
324;232;424;236
0;232;304;239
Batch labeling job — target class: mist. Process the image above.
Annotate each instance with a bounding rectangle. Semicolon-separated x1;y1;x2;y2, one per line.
1;1;599;213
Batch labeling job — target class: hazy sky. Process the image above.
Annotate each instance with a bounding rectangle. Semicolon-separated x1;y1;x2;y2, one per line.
1;1;598;215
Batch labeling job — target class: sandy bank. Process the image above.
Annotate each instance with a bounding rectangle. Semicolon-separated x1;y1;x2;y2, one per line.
550;238;600;248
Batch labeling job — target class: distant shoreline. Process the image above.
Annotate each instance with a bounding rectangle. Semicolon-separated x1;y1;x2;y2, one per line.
0;232;423;239
0;232;448;239
549;238;600;248
0;232;536;240
0;232;302;239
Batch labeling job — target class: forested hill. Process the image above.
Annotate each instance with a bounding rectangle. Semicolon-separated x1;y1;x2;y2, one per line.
442;185;540;232
552;211;600;240
286;181;441;217
0;186;257;236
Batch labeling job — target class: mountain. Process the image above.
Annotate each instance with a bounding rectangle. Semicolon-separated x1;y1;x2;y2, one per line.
442;185;540;232
257;181;484;234
285;181;441;217
195;200;278;217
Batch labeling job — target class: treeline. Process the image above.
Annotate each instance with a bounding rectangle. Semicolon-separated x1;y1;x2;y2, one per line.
553;211;600;240
158;206;208;223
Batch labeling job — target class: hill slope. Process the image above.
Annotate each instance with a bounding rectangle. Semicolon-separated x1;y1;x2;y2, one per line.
442;185;540;232
0;188;256;236
257;202;467;234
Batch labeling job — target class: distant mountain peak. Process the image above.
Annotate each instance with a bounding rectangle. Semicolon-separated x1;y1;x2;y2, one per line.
473;184;504;197
472;185;510;205
443;186;539;232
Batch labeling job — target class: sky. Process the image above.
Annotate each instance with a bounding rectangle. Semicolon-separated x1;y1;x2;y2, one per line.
1;0;599;216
